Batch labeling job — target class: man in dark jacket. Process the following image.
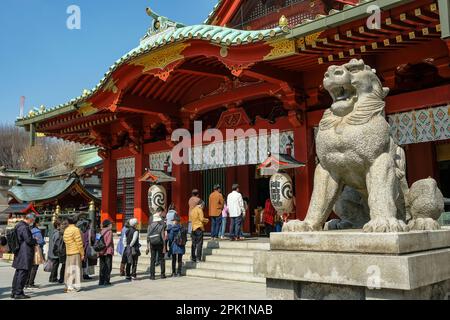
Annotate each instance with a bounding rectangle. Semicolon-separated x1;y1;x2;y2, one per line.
11;214;37;299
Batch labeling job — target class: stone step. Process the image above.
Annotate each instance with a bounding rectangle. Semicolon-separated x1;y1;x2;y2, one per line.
204;255;254;264
111;258;195;271
185;268;265;284
211;248;260;257
194;261;253;273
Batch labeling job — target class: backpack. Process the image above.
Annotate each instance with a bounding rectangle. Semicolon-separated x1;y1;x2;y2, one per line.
6;227;20;254
174;226;187;247
53;235;66;260
148;222;165;246
93;235;106;252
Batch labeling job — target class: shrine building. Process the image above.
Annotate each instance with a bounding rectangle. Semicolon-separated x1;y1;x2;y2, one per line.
15;0;450;231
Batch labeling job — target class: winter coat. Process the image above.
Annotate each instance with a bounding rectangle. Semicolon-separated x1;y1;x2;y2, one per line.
190;207;208;232
188;196;200;217
63;224;84;258
12;221;37;270
99;228;114;256
208;190;224;217
168;224;186;255
31;227;45;249
47;229;60;260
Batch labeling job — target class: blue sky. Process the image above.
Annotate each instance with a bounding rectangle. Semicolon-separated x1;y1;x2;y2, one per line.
0;0;217;124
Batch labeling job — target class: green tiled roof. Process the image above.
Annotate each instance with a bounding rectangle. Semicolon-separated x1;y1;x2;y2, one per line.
75;147;102;169
34;147;102;179
9;178;78;203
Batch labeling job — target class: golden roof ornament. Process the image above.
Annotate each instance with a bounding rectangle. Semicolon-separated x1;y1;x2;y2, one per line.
279;15;289;32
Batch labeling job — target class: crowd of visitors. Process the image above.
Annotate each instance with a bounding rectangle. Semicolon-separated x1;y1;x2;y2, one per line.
3;181;285;299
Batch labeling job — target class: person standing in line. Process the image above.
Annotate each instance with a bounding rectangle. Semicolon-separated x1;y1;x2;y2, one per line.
219;202;228;240
55;220;68;283
124;218;140;281
11;214;37;299
25;218;45;290
189;200;208;262
263;199;276;236
48;219;62;283
227;184;245;241
168;214;187;277
117;220;130;276
188;189;201;234
147;208;167;280
164;203;177;260
98;220;114;286
63;216;85;293
165;203;177;232
77;218;96;280
239;196;249;240
208;184;224;240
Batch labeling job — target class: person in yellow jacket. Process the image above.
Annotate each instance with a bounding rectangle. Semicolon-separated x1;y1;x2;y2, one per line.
63;216;85;293
189;200;208;263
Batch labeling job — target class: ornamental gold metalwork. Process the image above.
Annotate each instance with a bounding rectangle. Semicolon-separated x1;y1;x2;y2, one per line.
263;39;296;61
131;42;190;73
104;78;119;94
78;102;98;117
296;31;324;49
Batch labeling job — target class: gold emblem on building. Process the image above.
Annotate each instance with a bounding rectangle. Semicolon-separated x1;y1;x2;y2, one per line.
131;42;191;73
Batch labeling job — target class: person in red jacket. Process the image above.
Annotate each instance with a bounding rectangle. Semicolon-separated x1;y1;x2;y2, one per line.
263;199;276;236
98;220;114;286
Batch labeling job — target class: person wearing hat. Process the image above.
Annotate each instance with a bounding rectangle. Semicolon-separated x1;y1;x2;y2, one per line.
98;219;114;286
124;218;140;280
11;213;37;299
208;184;224;240
168;214;187;277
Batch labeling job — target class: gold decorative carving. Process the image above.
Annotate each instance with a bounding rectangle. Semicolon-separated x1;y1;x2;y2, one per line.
78;102;98;117
296;31;324;49
131;42;190;73
263;39;296;61
104;78;119;93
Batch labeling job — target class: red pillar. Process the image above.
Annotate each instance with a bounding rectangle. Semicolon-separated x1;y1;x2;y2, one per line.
101;153;117;226
406;142;436;186
172;163;190;224
134;151;149;229
293;115;315;220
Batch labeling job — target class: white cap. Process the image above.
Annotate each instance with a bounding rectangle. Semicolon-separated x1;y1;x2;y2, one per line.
129;218;138;227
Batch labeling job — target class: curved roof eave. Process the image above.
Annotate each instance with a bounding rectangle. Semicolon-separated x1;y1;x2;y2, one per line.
15;24;287;126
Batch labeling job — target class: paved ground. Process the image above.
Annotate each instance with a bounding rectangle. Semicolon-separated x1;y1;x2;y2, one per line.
0;261;268;300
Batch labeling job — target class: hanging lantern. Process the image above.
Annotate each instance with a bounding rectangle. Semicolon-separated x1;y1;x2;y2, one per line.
147;184;167;214
269;173;294;215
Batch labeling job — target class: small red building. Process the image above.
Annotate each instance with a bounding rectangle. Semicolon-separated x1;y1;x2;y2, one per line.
15;0;450;231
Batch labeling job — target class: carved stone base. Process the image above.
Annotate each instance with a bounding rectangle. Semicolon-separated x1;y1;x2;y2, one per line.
255;230;450;300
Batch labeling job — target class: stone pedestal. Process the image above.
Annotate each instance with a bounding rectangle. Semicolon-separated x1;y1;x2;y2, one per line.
254;230;450;300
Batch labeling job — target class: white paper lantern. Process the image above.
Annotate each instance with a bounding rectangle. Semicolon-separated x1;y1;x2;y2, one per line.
148;184;167;214
269;173;294;214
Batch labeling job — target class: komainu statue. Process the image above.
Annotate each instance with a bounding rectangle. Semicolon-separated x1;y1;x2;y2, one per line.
284;59;444;233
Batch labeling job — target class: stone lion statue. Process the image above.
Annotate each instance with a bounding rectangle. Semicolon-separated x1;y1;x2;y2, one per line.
284;59;444;233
